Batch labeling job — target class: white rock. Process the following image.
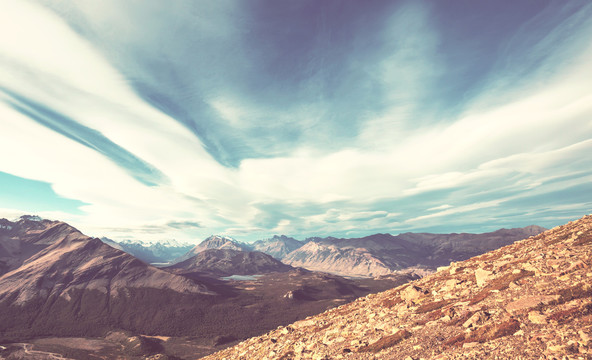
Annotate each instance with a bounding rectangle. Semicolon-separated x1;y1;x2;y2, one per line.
474;268;492;287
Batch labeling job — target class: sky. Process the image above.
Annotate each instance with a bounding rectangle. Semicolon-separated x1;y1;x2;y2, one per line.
1;0;591;244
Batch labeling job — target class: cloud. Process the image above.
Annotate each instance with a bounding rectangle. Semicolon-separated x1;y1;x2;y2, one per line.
0;0;591;242
427;205;453;211
166;221;202;230
407;200;504;224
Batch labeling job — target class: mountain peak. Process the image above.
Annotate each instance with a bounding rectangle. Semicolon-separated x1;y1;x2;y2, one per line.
175;234;251;263
199;235;246;250
252;235;304;260
204;234;237;242
18;214;43;222
167;248;294;277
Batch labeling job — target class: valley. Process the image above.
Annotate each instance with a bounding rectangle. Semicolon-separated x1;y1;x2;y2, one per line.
0;216;413;359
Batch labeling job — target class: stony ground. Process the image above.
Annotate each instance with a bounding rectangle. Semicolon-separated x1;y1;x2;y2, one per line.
202;215;592;360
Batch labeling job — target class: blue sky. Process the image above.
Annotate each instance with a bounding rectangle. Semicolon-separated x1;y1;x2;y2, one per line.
1;0;591;243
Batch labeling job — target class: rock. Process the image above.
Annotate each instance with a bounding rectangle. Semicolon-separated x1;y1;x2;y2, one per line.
445;279;460;290
293;319;316;329
527;311;547;324
579;330;591;346
546;344;565;353
401;285;427;302
506;295;559;312
463;311;489;328
474;268;492;287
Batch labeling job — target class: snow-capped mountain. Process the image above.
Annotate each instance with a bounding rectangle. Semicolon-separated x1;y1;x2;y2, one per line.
174;235;252;263
100;237;193;264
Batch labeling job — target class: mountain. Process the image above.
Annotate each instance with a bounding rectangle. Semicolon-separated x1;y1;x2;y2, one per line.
251;235;306;260
284;235;427;278
0;216;213;339
100;237;193;264
283;226;547;277
171;227;546;278
1;216;415;358
167;248;293;277
204;215;592;359
175;235;252;263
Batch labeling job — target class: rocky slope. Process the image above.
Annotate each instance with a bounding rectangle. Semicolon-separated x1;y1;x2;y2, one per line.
167;248;294;277
283;226;546;277
204;215;592;359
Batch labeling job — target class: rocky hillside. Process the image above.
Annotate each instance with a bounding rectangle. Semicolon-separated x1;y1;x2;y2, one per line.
166;248;294;276
283;226;546;277
204;215;592;359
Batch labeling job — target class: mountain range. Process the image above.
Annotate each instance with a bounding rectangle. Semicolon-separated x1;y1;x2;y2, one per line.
100;237;193;264
0;215;552;359
282;227;546;277
169;226;546;278
0;216;413;358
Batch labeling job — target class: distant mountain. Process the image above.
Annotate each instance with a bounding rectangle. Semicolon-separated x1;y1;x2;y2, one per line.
172;227;547;278
283;226;547;277
284;235;427;278
251;235;306;260
100;237;193;264
175;235;252;263
167;249;293;277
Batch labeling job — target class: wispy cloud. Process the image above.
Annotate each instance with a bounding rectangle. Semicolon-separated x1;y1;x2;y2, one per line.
0;0;591;242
